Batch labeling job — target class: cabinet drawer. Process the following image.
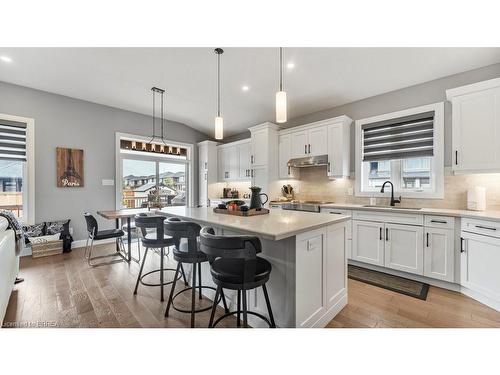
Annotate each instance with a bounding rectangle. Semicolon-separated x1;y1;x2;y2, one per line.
352;210;423;226
320;208;351;217
462;217;500;238
424;215;455;230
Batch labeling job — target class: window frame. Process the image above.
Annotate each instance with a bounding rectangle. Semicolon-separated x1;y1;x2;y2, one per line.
0;113;35;224
115;132;193;209
355;102;444;199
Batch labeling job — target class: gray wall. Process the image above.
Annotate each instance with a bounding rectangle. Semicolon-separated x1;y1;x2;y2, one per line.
0;81;210;241
226;62;500;169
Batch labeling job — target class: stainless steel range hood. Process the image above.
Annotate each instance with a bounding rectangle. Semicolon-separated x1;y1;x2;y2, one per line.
287;154;328;168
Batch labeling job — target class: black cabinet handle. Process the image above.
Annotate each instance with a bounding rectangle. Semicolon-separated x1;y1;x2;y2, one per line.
308;144;311;154
328;162;331;173
460;237;465;253
385;228;389;241
379;227;382;240
287;166;291;175
455;150;458;165
251;155;254;164
430;219;447;224
475;225;497;231
304;144;307;154
426;232;429;247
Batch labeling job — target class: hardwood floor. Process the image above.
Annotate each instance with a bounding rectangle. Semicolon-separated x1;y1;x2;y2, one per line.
4;243;500;328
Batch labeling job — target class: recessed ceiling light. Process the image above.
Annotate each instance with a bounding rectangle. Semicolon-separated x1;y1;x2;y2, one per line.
287;62;295;69
242;85;250;91
0;56;12;63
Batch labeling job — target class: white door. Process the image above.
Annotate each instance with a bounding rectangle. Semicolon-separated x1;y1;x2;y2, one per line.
452;88;500;172
307;126;328;156
384;223;423;275
352;220;384;266
238;142;251;180
251;129;268;166
424;227;454;282
461;232;500;302
291;130;308;158
296;230;326;327
278;134;292;179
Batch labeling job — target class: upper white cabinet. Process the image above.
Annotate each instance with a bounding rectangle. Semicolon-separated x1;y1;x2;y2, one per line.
250;128;269;166
217;140;251;182
447;77;500;173
198;141;218;207
279;116;352;179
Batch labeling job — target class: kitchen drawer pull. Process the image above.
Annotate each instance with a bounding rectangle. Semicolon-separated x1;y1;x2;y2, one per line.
475;225;497;231
426;232;429;247
329;212;342;215
385;228;389;241
304;144;307;154
430;219;447;224
251;155;254;164
308;144;311;154
379;227;382;241
460;237;465;253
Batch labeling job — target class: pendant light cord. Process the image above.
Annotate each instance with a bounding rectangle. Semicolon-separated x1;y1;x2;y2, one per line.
150;89;156;143
217;51;221;117
161;90;165;143
279;47;283;91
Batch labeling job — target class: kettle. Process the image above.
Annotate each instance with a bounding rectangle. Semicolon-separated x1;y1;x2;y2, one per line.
249;186;268;209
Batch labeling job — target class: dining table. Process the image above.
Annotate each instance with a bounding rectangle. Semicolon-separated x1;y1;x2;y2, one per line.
96;208;151;263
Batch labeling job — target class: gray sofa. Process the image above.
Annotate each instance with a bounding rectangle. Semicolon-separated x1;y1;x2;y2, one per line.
0;217;18;326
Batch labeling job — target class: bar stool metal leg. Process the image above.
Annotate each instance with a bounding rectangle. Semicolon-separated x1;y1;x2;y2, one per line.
198;262;202;300
191;263;197;327
262;284;276;328
220;289;229;313
180;263;188;286
208;285;221;328
134;248;149;295
242;289;248;328
237;290;241;327
165;262;181;317
160;247;165;302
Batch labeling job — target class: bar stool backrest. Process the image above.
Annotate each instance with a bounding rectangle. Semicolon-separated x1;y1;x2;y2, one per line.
164;217;201;253
134;214;169;247
84;212;98;237
199;227;261;283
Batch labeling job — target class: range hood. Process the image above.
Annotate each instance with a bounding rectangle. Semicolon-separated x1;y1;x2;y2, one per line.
287;154;328;168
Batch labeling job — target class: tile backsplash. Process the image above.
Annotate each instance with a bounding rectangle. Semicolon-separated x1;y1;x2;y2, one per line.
279;166;500;210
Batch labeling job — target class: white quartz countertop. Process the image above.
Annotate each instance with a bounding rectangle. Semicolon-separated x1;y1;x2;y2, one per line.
158;206;349;241
319;203;500;222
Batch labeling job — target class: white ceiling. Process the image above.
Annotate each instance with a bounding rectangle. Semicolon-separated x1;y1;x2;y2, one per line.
1;47;500;138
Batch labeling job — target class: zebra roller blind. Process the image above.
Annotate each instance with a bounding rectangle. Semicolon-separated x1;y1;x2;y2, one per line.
362;111;434;162
0;119;27;162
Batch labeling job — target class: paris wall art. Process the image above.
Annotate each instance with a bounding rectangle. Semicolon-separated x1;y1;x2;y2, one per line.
56;147;84;187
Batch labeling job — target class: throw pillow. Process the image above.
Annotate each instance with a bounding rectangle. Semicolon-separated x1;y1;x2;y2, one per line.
23;222;46;237
46;219;71;235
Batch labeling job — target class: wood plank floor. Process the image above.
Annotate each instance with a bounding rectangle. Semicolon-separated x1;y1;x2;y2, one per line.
4;243;500;328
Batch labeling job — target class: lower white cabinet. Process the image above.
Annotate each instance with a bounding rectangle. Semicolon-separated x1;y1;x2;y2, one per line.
384;223;423;275
424;227;454;282
461;231;500;304
352;220;384;266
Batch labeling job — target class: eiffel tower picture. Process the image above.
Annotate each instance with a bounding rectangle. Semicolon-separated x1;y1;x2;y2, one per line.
56;147;84;187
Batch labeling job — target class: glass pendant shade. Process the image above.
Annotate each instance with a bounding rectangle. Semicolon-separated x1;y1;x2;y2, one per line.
276;90;287;123
215;116;224;140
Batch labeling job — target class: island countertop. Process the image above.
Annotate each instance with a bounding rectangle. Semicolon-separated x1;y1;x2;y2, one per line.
157;206;349;241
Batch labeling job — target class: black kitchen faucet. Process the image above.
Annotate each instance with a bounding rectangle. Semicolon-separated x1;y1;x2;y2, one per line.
380;181;401;206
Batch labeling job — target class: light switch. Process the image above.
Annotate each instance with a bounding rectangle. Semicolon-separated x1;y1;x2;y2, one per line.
102;179;115;186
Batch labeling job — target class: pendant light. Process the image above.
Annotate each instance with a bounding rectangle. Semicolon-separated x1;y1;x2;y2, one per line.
214;48;224;140
149;86;166;144
276;47;287;123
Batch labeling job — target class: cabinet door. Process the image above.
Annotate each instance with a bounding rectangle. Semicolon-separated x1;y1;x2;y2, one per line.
238;142;251;180
251;129;268;166
296;230;326;327
228;146;239;180
452;88;500;172
251;166;269;204
461;232;500;302
217;148;225;182
291;130;308;158
278;134;292;179
307;126;328;156
327;123;343;177
385;223;423;275
424;227;454;282
352;220;384;266
199;170;207;207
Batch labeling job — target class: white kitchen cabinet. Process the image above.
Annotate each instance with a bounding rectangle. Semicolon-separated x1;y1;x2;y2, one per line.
424;227;454;282
290;126;328;158
250;128;269;166
251;165;269;200
461;231;500;306
238;141;251;179
321;208;352;259
198;140;218;207
278;134;298;179
384;223;423;275
352;220;384;266
327;121;350;178
291;130;308;158
447;78;500;173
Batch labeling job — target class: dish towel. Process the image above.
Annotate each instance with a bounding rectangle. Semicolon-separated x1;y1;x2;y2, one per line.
0;209;24;255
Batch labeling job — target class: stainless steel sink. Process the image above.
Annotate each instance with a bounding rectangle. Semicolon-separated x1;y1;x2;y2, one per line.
362;205;422;210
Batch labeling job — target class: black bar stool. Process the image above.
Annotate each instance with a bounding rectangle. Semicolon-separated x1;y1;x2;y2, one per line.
164;217;229;327
133;214;186;302
199;227;276;328
83;213;127;267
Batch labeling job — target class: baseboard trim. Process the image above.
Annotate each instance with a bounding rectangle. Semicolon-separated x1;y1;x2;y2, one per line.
461;287;500;312
312;290;348;328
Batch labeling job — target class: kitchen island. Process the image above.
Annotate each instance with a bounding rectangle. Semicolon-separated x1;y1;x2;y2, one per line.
158;206;349;328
